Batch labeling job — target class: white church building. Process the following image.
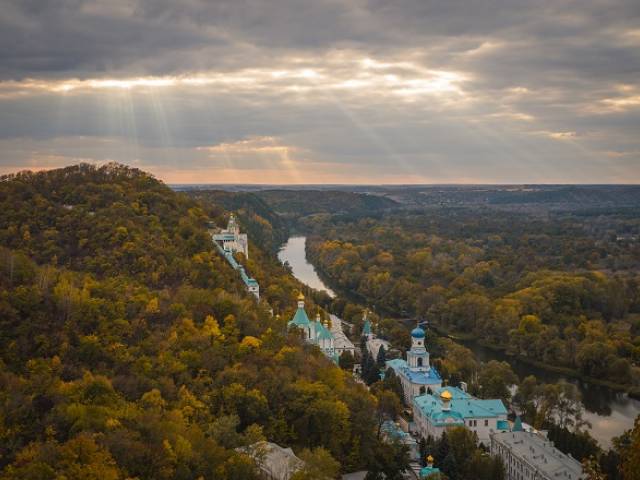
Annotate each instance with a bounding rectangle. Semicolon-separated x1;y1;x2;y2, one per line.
211;213;259;298
383;323;509;444
288;294;338;362
212;213;249;258
385;325;443;403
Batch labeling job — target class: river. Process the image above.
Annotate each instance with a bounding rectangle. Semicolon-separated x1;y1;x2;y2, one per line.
463;340;640;448
278;236;336;297
278;235;640;448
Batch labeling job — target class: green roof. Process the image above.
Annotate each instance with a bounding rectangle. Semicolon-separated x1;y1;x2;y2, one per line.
413;386;508;424
289;307;311;327
512;416;523;432
362;319;372;335
420;466;441;478
317;321;334;340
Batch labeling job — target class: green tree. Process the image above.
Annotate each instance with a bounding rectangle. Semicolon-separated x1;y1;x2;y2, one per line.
376;345;387;368
339;351;355;371
477;361;518;405
292;448;341;480
441;452;458;480
2;434;123;480
620;416;640;480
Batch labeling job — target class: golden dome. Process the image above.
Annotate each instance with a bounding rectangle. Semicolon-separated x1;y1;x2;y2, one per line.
440;390;452;400
297;292;305;301
426;455;434;463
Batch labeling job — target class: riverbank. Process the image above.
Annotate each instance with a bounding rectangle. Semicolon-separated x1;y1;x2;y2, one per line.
429;323;640;400
278;235;640;447
311;246;640;399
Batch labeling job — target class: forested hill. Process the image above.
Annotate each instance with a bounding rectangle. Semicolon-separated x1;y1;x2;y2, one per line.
0;163;400;479
256;189;398;221
0;163;226;288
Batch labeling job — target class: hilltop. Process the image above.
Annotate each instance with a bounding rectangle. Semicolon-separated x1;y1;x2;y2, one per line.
255;189;398;221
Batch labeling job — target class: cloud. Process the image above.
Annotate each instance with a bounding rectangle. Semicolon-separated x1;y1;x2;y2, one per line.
0;0;638;182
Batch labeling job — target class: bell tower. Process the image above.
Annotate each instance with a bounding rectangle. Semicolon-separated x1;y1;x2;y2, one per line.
406;324;430;371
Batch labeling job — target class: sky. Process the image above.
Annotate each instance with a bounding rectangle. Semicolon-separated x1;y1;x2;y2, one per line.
0;0;639;184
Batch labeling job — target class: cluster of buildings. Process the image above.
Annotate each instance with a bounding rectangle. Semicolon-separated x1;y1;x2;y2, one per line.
378;321;509;444
363;320;584;479
218;213;585;479
287;293;339;362
284;304;584;479
211;214;260;298
248;291;585;480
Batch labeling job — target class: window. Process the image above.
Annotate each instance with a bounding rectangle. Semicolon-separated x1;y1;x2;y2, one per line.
417;357;423;367
485;419;489;426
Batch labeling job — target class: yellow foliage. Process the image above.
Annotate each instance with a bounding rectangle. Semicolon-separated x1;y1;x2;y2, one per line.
145;298;160;314
240;336;262;349
203;315;222;338
105;418;121;429
275;346;298;362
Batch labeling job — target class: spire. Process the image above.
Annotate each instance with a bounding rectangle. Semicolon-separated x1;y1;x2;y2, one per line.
362;309;372;337
513;416;523;432
297;292;305;309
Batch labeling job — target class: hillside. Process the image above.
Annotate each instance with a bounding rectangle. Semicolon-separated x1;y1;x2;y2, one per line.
0;164;401;479
187;190;289;252
256;189;398;221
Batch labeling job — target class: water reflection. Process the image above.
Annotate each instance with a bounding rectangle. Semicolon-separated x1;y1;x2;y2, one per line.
462;339;640;447
278;236;336;297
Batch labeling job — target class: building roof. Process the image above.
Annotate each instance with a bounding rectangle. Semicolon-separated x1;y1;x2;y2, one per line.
212;233;237;241
342;472;368;480
386;358;442;386
317;321;334;340
212;238;259;296
411;326;425;338
330;315;355;351
420;466;441;478
367;337;392;359
381;420;417;446
362;318;372;336
513;416;523;432
237;441;304;480
289;306;311;327
492;431;584;480
413;386;508;426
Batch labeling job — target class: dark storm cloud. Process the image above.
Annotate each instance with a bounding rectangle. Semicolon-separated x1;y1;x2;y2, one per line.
2;0;637;79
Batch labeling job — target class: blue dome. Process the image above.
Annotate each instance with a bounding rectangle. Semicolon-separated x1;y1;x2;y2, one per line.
411;327;425;338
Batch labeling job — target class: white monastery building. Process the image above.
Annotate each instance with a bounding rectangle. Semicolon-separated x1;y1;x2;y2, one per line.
213;213;249;258
288;294;338;362
491;429;584;480
380;323;509;444
384;325;442;403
